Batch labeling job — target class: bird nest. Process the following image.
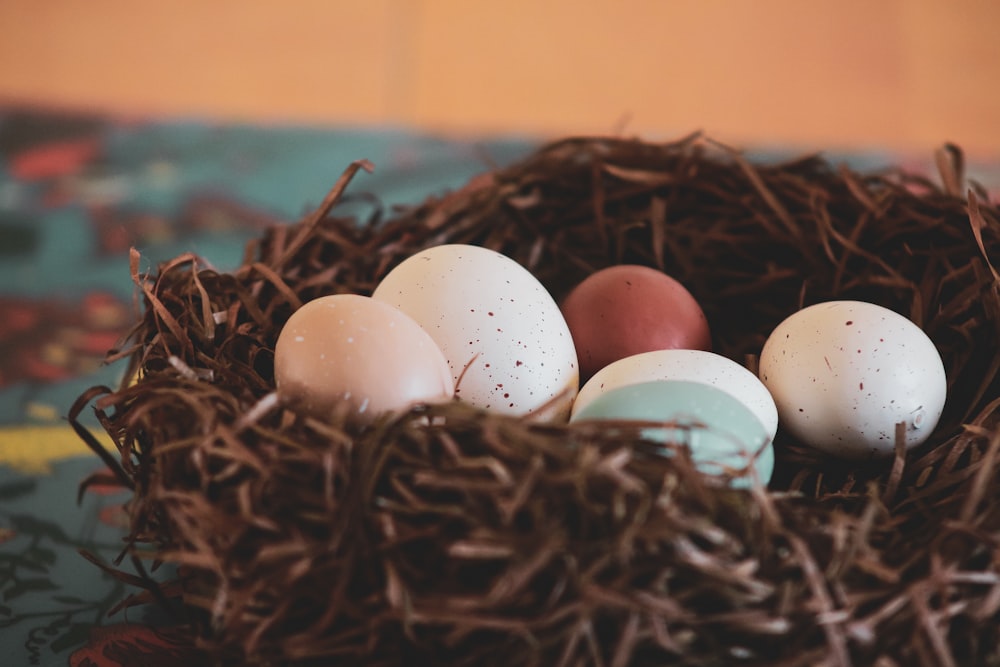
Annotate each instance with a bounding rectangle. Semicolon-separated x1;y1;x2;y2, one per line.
72;135;1000;666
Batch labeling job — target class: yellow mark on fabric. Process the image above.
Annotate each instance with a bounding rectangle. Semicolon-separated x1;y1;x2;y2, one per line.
0;425;107;474
26;402;61;421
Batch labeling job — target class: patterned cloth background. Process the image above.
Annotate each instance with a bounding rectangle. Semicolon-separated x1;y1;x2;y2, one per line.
0;105;997;666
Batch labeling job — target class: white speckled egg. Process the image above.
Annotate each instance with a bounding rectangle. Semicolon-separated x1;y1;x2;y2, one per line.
372;244;579;421
759;300;947;460
572;349;778;440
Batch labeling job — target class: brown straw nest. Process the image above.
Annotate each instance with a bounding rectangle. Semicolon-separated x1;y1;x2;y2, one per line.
72;135;1000;667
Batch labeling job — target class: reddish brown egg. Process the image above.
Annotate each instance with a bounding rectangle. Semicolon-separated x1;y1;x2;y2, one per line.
274;294;454;422
560;264;711;380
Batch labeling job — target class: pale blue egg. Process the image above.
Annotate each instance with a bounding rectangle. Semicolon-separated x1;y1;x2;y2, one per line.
570;380;774;488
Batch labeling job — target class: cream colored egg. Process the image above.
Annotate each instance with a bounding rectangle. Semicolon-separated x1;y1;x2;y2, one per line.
572;349;778;440
759;300;947;460
274;294;454;421
372;244;578;421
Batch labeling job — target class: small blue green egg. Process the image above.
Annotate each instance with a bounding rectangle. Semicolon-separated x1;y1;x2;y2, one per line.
569;379;774;487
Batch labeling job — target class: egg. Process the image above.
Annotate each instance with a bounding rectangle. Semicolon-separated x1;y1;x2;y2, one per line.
560;264;711;380
571;380;774;487
274;294;454;421
372;244;578;420
572;349;778;440
758;300;947;460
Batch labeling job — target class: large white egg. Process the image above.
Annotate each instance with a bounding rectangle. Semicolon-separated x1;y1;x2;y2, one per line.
758;300;947;460
572;349;778;440
372;244;579;420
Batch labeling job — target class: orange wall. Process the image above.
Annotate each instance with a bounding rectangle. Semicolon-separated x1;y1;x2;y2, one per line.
1;0;998;155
